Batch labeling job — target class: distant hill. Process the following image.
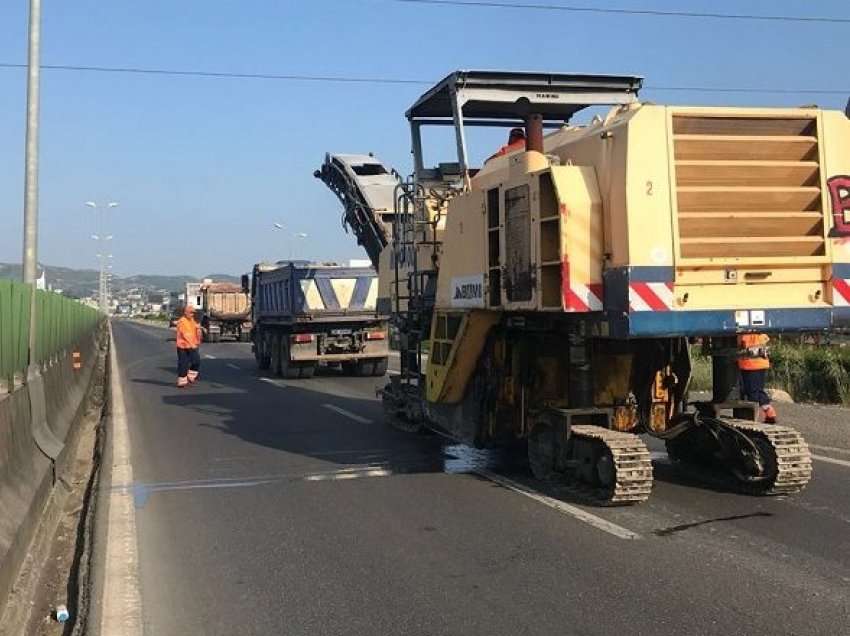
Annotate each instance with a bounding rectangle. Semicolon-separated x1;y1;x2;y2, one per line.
0;263;239;298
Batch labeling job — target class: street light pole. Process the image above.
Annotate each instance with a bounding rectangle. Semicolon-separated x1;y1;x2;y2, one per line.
21;0;42;285
86;201;118;313
273;223;308;261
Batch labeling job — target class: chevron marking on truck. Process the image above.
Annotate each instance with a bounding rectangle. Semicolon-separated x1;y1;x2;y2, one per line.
629;282;674;312
833;277;850;306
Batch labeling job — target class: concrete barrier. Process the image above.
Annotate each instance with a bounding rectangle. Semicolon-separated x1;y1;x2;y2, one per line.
0;324;107;620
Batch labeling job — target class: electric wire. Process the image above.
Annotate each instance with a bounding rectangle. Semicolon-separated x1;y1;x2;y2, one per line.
390;0;850;24
0;62;845;96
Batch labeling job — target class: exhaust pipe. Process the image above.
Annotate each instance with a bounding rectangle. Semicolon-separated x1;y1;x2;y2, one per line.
525;114;544;153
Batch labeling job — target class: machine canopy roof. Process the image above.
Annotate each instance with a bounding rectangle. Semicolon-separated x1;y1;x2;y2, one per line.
406;70;643;124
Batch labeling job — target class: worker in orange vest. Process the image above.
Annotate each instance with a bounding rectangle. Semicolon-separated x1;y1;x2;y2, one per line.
175;305;203;388
486;127;526;162
737;333;777;423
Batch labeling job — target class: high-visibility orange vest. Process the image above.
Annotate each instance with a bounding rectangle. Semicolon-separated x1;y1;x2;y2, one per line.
738;333;770;371
175;316;201;349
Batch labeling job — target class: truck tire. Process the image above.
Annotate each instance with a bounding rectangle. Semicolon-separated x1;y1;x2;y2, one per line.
340;361;356;375
279;340;300;379
270;334;282;375
255;337;271;370
299;363;316;379
239;331;250;343
355;359;375;377
372;357;388;377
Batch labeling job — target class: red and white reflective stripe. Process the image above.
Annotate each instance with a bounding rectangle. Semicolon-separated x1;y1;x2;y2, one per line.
561;259;603;313
834;278;850;306
629;282;674;312
565;282;603;312
292;333;315;343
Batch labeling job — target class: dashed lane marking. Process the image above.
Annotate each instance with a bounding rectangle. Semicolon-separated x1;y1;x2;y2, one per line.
258;377;286;388
204;354;216;359
125;466;395;507
812;454;850;469
303;467;391;481
226;363;241;370
322;404;373;424
475;470;642;540
322;404;372;424
809;444;850;456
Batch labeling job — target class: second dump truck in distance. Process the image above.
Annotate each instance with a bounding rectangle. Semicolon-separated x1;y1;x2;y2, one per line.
200;281;252;342
249;261;389;378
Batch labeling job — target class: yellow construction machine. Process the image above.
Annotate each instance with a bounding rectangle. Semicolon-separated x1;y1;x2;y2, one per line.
317;70;850;504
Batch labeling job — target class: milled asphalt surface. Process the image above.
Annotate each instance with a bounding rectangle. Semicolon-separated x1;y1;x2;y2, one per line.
109;321;850;636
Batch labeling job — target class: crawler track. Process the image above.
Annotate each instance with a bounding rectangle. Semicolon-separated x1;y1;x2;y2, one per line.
723;419;813;495
567;425;654;506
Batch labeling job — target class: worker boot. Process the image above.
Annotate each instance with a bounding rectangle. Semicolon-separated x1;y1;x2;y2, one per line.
761;404;777;424
177;376;189;388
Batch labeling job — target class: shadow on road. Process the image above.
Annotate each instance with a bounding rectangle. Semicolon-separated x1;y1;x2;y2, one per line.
134;351;756;505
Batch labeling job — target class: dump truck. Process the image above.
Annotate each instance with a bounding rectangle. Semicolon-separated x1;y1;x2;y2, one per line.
200;281;252;342
317;69;850;504
249;261;389;378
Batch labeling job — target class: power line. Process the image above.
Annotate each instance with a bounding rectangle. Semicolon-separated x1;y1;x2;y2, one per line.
390;0;850;24
0;62;430;85
0;62;846;96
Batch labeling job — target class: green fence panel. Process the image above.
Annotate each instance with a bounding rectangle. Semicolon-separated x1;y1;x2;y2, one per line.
1;281;104;381
0;280;101;377
0;280;32;382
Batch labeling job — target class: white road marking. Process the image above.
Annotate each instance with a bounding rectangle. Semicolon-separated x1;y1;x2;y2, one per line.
322;404;373;424
258;377;286;388
812;453;850;468
101;324;143;635
475;470;642;541
809;444;850;456
304;467;391;481
204;354;216;359
387;369;400;376
650;450;671;463
226;363;241;370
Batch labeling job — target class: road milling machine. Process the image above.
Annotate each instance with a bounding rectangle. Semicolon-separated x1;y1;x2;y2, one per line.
317;70;850;504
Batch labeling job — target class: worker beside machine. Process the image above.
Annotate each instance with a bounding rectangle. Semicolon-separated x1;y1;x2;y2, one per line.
738;333;778;424
486;127;526;162
175;305;203;388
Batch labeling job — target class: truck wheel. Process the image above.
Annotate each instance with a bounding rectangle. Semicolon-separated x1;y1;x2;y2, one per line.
270;334;282;375
299;363;316;379
340;361;356;376
355;360;375;377
279;340;300;379
255;339;271;370
239;331;250;343
372;357;388;377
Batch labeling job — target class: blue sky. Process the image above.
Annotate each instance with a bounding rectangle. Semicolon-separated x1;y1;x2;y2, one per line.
1;0;847;277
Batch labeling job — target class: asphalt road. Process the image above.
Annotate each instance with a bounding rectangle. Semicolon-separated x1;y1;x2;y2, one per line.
107;321;850;636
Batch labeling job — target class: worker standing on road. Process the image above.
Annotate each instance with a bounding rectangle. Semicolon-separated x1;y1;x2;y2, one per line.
737;333;777;423
175;305;202;388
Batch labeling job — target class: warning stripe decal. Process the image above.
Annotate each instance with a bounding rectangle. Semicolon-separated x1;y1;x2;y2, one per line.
629;282;674;312
833;278;850;307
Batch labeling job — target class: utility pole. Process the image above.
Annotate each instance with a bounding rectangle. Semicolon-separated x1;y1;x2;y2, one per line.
21;0;42;371
22;0;41;286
